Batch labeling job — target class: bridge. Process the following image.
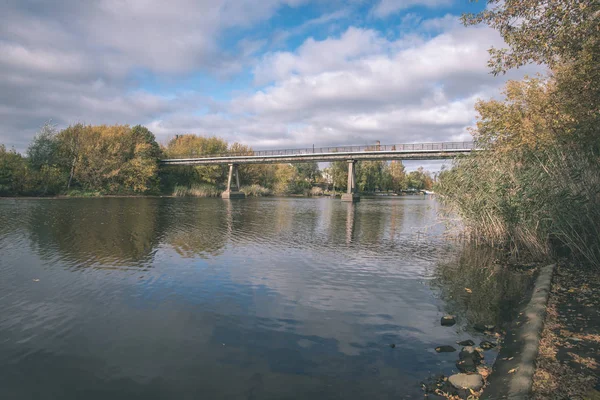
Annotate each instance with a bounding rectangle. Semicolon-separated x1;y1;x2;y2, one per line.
159;141;475;201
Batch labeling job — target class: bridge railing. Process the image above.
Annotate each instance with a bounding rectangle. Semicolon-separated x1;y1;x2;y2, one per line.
166;141;475;159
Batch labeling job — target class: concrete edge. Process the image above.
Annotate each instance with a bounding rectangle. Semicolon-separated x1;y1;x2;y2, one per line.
482;263;556;400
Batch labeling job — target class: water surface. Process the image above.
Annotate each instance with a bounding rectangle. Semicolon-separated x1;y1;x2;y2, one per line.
0;197;531;399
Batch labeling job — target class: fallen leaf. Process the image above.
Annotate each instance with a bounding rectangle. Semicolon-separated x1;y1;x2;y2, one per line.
508;368;518;374
465;288;473;293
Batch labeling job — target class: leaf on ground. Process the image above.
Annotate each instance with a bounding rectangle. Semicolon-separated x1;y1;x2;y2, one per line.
465;288;473;293
508;368;518;374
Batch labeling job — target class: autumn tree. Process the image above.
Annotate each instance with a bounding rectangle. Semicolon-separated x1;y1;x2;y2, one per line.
161;135;228;188
387;161;407;192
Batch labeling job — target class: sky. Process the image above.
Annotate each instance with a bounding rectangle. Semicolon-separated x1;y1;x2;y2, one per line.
0;0;537;169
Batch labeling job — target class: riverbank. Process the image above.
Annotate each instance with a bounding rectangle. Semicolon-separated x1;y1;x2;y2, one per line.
0;189;433;199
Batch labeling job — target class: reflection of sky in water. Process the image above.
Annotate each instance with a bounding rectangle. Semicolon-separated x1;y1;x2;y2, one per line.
0;197;504;399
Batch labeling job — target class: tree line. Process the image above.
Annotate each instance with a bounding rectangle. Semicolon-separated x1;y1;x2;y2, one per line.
0;125;434;197
436;0;600;268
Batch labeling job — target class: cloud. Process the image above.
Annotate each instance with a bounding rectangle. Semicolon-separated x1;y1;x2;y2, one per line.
0;1;541;162
0;0;308;148
201;23;532;149
372;0;453;18
146;16;541;157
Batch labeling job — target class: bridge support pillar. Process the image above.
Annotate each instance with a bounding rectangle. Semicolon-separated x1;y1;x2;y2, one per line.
341;160;360;202
222;163;246;199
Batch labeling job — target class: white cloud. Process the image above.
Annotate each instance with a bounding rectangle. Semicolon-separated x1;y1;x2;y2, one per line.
0;0;307;148
372;0;453;18
0;1;541;158
147;19;540;155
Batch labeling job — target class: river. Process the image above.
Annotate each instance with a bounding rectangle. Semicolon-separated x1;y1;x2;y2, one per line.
0;197;533;399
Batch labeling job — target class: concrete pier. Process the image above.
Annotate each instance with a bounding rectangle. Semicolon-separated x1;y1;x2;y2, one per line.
222;163;246;199
341;160;360;202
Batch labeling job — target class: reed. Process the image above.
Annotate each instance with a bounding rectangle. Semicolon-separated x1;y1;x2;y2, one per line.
240;184;272;197
436;143;600;268
172;184;221;197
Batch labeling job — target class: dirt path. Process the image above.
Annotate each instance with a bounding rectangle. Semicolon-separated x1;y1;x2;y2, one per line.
532;262;600;399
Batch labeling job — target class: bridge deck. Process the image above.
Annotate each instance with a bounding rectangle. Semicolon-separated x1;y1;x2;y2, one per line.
160;142;475;165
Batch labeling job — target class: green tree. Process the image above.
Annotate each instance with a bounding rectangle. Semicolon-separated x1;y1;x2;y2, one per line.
0;145;28;195
296;162;319;182
27;122;59;170
356;161;385;192
407;167;433;190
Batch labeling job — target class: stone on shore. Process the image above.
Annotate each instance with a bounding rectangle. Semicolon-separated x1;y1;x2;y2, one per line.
441;316;456;326
457;339;475;346
459;346;482;362
480;340;497;350
456;357;477;373
448;373;484;391
435;345;457;353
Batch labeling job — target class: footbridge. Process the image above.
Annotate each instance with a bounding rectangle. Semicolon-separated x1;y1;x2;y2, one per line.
159;142;475;201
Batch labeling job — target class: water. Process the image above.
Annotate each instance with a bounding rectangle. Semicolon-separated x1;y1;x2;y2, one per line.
0;197;532;399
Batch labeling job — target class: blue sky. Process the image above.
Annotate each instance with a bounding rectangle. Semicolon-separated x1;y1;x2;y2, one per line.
0;0;536;166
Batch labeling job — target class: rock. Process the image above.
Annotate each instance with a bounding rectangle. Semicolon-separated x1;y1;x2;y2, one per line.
480;340;497;350
459;346;482;362
441;315;456;326
457;339;475;346
456;357;478;373
435;345;457;353
389;343;396;348
421;375;446;393
448;373;484;391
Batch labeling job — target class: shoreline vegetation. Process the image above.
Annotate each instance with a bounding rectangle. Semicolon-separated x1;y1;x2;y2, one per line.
426;0;599;398
1;125;435;199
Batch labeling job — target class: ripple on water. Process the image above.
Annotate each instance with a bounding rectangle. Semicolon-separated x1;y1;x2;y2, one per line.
0;197;528;400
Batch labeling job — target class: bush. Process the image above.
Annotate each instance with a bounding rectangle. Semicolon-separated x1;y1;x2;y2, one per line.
310;186;324;196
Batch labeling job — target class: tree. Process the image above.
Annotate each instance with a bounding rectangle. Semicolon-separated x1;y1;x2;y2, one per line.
462;0;599;75
326;161;348;191
56;123;86;190
407;167;433;190
387;161;407;192
0;145;28;195
296;162;319;182
131;125;161;160
162;135;228;187
356;161;386;192
27;122;59;170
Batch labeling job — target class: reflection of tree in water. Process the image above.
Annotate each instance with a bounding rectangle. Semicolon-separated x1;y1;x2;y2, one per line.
355;206;387;245
161;199;228;259
27;198;162;267
432;245;535;329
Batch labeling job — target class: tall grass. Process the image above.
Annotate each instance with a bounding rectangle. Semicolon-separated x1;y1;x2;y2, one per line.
172;184;221;197
436;143;600;268
240;184;272;197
